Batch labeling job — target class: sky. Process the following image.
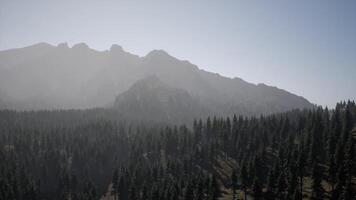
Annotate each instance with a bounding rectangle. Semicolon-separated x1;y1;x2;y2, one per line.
0;0;355;107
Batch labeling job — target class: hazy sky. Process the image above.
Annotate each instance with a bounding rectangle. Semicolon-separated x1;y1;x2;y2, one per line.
0;0;355;107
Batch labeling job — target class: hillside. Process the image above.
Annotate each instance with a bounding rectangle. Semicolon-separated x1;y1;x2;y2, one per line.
0;101;354;200
113;76;207;123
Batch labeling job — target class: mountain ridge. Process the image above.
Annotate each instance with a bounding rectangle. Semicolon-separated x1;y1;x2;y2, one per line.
0;42;314;120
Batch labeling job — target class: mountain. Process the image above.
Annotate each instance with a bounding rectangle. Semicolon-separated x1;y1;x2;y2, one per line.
113;76;207;123
0;42;314;118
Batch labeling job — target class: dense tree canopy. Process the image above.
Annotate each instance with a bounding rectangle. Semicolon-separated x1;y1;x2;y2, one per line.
0;101;355;199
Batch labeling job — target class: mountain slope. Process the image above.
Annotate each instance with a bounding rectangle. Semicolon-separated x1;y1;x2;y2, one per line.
113;76;207;123
0;42;314;117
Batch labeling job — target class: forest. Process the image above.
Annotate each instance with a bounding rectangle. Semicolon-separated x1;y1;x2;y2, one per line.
0;101;355;200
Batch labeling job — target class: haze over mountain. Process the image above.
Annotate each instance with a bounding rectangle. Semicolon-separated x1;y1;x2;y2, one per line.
0;43;314;121
113;75;207;123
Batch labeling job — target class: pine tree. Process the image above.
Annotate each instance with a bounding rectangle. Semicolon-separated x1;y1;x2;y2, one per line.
23;181;38;200
338;179;353;200
276;169;287;199
265;168;276;200
196;179;205;200
240;164;248;200
343;134;354;184
118;176;127;200
328;154;337;191
231;169;238;200
112;168;119;200
83;180;97;200
184;182;194;200
129;184;138;200
151;184;160;200
311;163;324;200
210;175;220;200
297;143;306;197
292;187;302;200
252;177;263;200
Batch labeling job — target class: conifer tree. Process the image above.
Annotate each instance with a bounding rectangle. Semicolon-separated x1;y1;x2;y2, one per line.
112;168;119;200
276;169;287;199
252;177;263;200
311;163;324;200
231;169;238;200
240;164;248;200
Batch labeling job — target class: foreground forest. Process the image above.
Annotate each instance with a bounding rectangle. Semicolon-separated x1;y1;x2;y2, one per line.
0;101;355;200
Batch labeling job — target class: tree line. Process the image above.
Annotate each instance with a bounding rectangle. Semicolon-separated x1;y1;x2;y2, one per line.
0;101;355;199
